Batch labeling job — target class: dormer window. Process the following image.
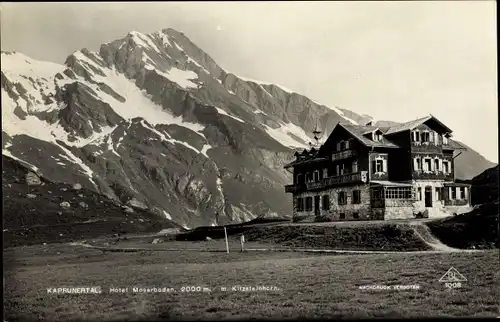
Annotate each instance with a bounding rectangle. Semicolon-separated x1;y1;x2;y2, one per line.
373;131;382;142
443;135;449;145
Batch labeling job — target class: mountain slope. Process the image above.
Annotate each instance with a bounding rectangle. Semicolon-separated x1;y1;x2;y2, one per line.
1;28;494;227
2;155;181;247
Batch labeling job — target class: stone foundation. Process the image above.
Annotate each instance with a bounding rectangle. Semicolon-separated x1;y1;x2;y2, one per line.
293;183;371;221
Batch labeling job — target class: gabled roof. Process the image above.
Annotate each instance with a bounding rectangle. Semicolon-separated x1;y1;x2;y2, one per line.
284;147;326;168
362;127;380;135
384;114;452;135
340;124;399;148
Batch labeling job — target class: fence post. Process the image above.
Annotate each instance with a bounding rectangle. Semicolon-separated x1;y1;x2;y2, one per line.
224;227;229;254
240;234;245;252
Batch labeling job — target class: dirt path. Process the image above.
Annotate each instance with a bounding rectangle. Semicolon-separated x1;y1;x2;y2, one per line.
409;222;460;252
69;240;482;255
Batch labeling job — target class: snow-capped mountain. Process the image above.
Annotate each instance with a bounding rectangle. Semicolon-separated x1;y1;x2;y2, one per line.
1;28;493;228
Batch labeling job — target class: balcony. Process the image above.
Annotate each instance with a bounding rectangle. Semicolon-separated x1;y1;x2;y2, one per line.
412;170;453;181
331;149;356;161
285;171;367;193
285;184;305;193
307;172;364;191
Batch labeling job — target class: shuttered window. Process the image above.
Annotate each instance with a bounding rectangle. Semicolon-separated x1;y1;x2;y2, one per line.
305;197;313;211
322;195;330;210
352;190;361;204
296;198;304;211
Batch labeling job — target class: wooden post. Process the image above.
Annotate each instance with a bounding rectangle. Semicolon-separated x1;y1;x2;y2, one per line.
224;227;229;254
240;234;245;252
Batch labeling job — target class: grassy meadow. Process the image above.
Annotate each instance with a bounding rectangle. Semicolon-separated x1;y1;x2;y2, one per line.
4;243;499;320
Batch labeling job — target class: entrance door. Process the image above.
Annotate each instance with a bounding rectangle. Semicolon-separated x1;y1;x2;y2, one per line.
424;187;433;207
314;196;321;216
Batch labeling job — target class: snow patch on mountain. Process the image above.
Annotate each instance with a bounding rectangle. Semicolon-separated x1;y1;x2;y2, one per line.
153;67;198;89
201;144;212;158
2;51;65;78
140;120;205;157
162;210;172;220
237;75;294;94
214;107;245;123
68;61;206;136
2;148;39;173
263;122;311;149
128;31;161;55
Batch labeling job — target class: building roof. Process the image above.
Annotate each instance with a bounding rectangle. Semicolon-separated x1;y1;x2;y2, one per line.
444;139;467;150
284;156;328;168
340;124;400;148
384;114;453;135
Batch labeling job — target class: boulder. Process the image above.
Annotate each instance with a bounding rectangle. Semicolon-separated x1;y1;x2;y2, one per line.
72;183;83;190
60;201;71;209
123;206;134;213
126;198;148;210
25;172;41;186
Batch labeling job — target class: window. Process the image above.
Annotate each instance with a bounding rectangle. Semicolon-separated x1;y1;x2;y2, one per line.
422;131;430;143
434;159;440;172
353;212;359;219
313;171;320;182
323;168;328;179
384;187;414;199
451;187;457;200
424;158;432;171
352;190;361;204
296;174;303;184
336;165;340;176
443;135;449;145
417;187;422;201
436;188;441;201
338;191;347;205
305;197;313;211
374;159;384;173
443;161;450;174
373;132;382;142
459;187;465;199
414;157;422;171
339;213;345;220
296;198;304;211
371;188;382;200
322;195;330;210
352;160;358;173
340;163;345;175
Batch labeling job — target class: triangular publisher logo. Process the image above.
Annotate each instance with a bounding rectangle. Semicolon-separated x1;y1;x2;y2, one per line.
439;267;467;283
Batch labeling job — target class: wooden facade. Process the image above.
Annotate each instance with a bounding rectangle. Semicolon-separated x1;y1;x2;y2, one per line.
284;115;472;222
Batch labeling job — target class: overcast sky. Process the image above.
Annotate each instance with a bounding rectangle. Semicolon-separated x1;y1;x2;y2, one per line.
1;1;497;162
